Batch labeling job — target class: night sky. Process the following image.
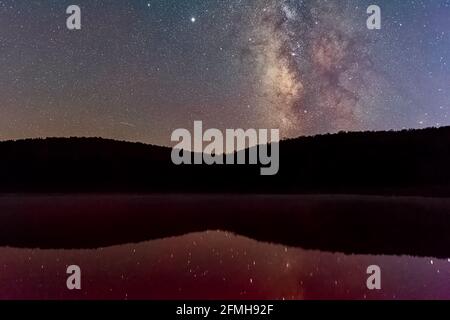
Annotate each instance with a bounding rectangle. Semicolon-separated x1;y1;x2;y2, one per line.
1;2;450;300
1;0;450;146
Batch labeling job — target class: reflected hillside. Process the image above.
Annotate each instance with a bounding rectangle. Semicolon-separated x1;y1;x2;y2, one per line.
0;231;449;300
1;194;450;258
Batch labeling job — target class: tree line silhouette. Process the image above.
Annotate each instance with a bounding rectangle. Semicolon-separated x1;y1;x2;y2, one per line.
0;126;449;195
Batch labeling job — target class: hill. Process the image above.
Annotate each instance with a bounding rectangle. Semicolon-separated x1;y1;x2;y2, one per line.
0;127;449;195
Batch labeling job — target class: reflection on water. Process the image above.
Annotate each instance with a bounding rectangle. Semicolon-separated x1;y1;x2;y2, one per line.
0;231;449;300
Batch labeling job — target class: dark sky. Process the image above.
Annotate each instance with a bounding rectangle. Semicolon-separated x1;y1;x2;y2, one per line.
0;0;449;146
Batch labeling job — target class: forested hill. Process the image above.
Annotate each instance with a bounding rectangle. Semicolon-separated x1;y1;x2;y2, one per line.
0;126;449;195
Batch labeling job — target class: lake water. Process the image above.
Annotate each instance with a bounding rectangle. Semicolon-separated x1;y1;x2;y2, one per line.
0;194;449;299
0;231;449;299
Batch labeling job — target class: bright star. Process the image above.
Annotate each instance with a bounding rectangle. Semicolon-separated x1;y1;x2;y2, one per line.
190;17;196;23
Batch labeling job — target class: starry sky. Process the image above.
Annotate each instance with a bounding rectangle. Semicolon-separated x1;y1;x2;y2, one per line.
0;0;450;145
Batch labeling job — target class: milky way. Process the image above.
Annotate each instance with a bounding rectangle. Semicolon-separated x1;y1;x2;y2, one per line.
242;0;405;137
0;0;449;144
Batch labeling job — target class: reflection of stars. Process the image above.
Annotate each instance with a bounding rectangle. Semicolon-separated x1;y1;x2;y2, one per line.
2;231;450;299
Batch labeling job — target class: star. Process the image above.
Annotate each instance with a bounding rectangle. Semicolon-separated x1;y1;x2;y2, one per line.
0;0;449;147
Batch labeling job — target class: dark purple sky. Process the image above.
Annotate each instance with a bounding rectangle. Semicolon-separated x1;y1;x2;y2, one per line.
0;0;449;145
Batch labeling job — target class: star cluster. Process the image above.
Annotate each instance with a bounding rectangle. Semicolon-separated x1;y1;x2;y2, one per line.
0;0;449;144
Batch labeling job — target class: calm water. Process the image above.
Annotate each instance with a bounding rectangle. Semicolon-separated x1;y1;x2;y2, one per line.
0;231;449;300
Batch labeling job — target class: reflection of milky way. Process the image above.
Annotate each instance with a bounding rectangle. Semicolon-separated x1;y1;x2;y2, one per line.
244;0;390;137
1;232;449;300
